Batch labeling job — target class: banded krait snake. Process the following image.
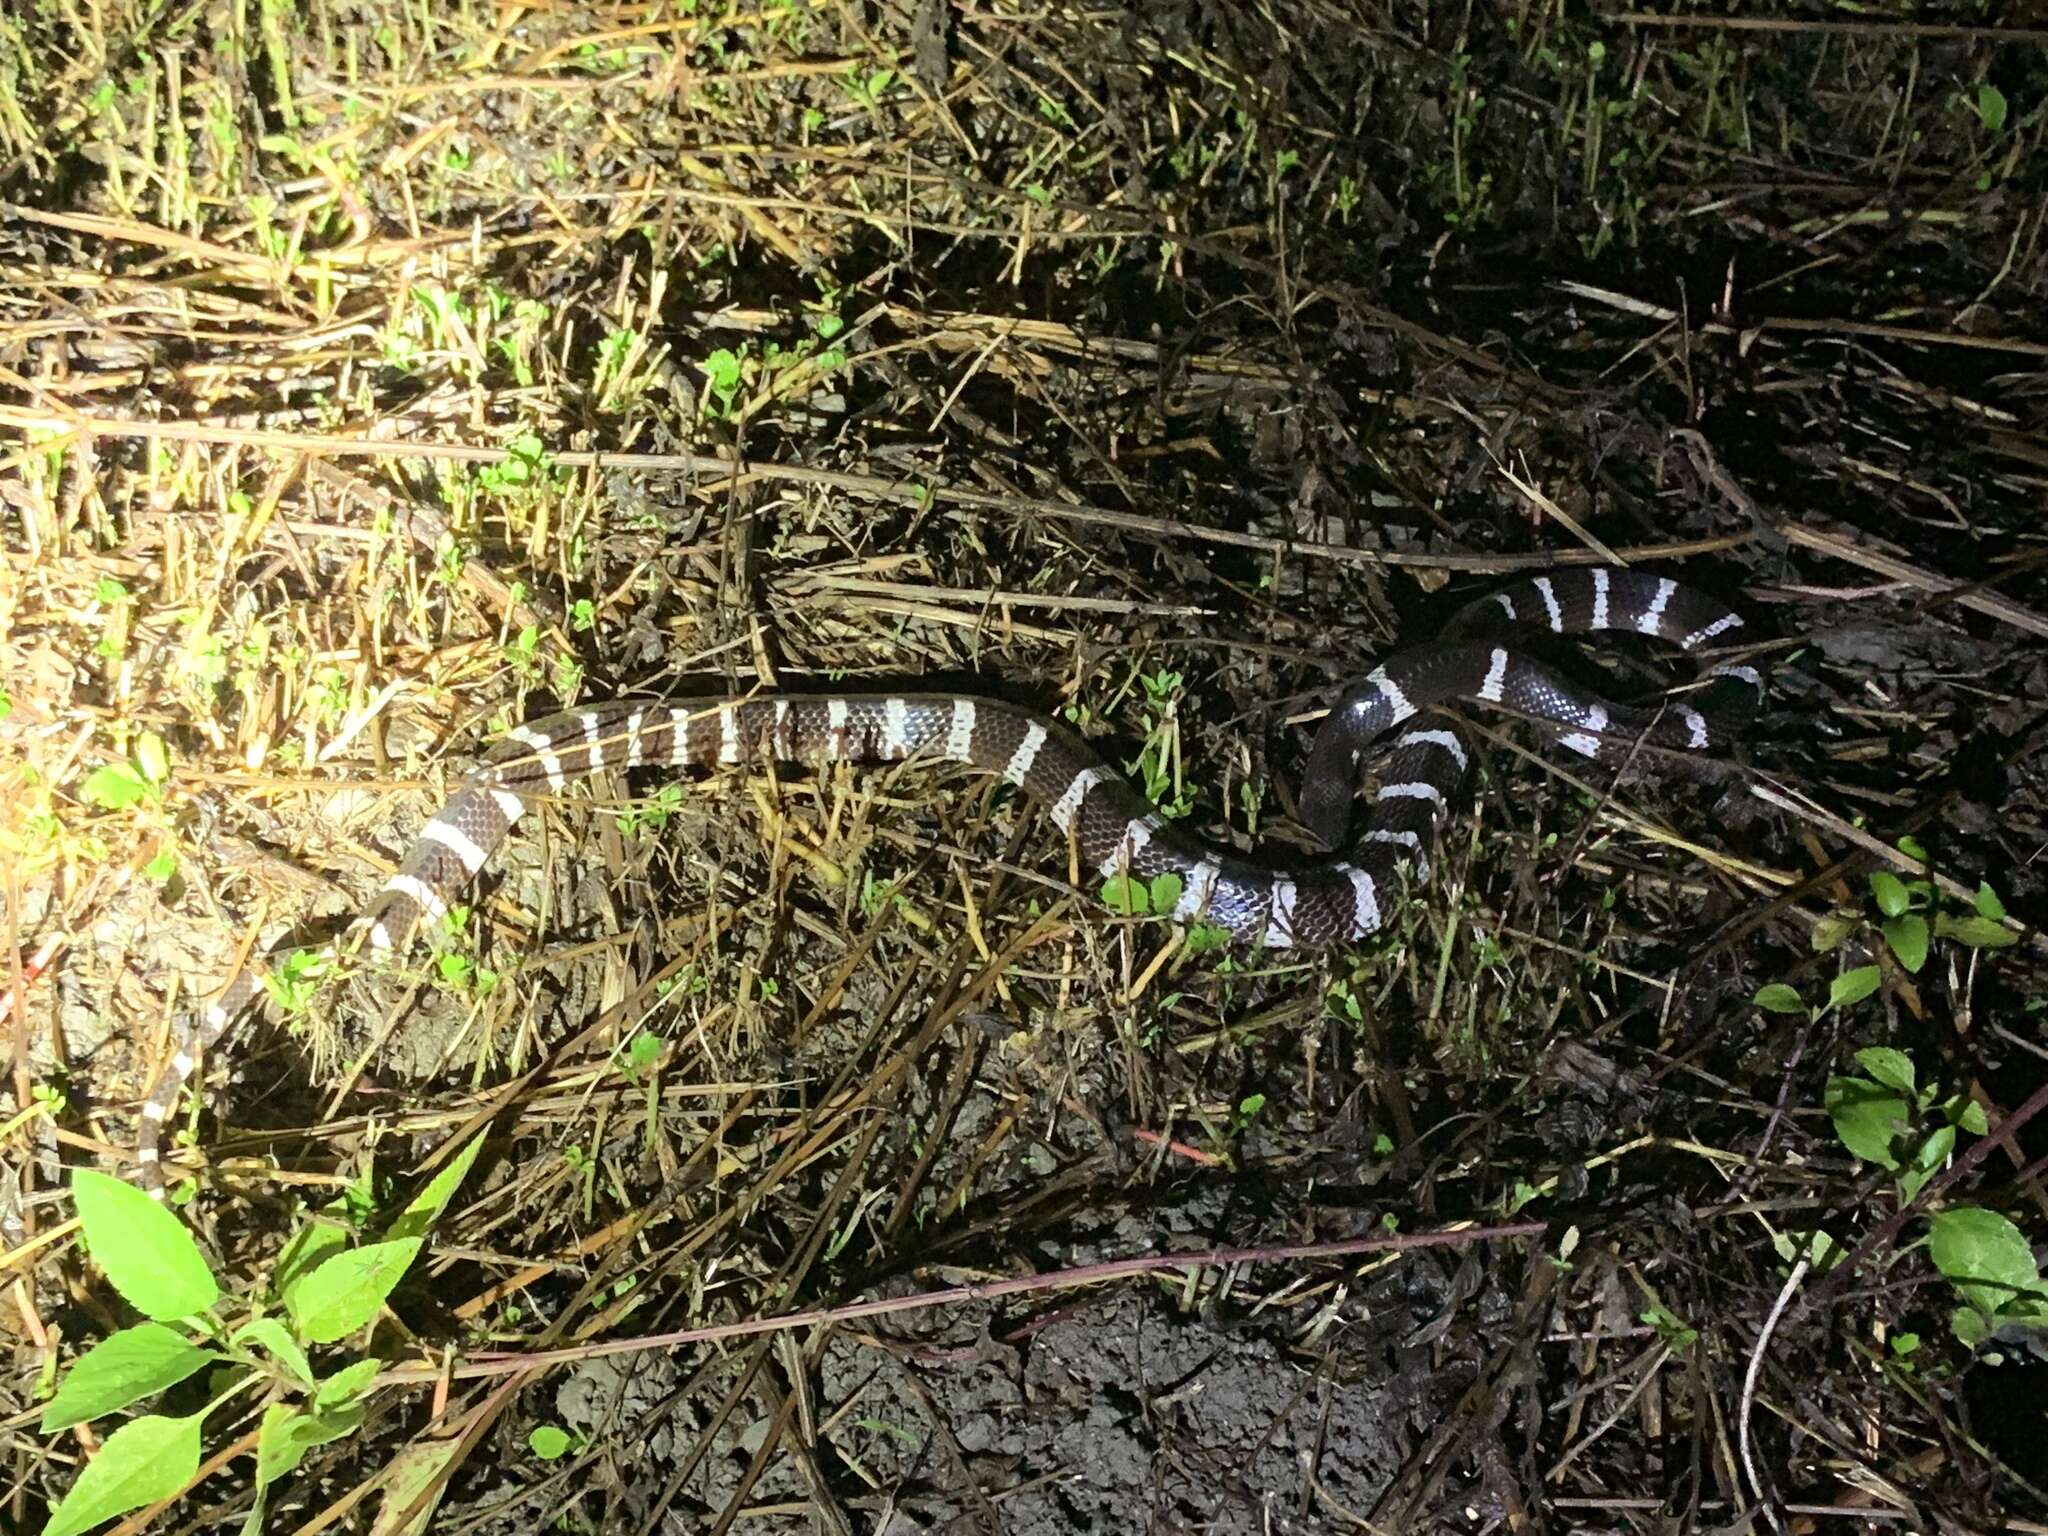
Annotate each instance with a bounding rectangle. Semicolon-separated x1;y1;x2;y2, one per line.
133;567;1759;1194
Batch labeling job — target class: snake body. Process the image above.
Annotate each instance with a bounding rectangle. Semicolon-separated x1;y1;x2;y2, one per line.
133;567;1758;1193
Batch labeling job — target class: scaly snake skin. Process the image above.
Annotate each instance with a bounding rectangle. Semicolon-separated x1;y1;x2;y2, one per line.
133;567;1760;1194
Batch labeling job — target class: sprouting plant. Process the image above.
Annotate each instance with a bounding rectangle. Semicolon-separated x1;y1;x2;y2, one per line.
1798;838;2016;977
591;326;645;411
616;784;685;839
1967;82;2008;135
308;665;350;726
1756;980;2046;1355
1100;870;1185;920
700;346;749;420
1639;1300;1698;1353
1330;174;1362;223
78;731;169;813
38;1143;482;1534
428;909;499;997
841;65;894;111
1125;668;1195;820
504;623;541;679
476;433;554;498
263;948;333;1016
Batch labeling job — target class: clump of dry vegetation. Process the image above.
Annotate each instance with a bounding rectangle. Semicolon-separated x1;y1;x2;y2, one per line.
5;3;2048;1532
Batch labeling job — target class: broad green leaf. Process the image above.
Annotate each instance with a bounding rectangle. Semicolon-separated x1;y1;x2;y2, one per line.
1824;1076;1907;1169
1936;914;2018;949
39;1325;218;1433
275;1220;349;1305
1753;983;1805;1015
529;1425;573;1460
43;1412;202;1536
1929;1207;2041;1315
387;1132;488;1242
1945;1095;1990;1135
1828;966;1882;1011
1853;1048;1915;1097
315;1358;381;1412
1899;1124;1954;1203
1951;1306;1991;1348
1869;871;1910;917
1810;909;1858;952
1100;875;1150;916
1975;882;2007;921
1977;82;2008;133
1883;914;1929;973
285;1238;423;1344
72;1171;219;1320
79;763;151;811
232;1318;313;1389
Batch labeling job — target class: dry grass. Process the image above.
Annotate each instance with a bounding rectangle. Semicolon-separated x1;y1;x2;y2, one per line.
5;3;2048;1532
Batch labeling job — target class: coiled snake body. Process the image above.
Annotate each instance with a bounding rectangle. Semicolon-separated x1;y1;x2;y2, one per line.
134;567;1759;1193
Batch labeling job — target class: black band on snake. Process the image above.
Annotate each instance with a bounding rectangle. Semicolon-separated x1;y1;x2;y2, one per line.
133;567;1760;1195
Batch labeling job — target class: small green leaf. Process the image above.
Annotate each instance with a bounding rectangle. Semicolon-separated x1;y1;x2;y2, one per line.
1899;1123;1954;1203
1896;834;1929;863
386;1132;487;1242
1951;1306;1991;1348
1148;871;1184;913
1883;914;1929;973
1869;871;1910;917
1936;913;2018;949
1929;1207;2041;1315
72;1170;219;1320
1891;1332;1921;1356
1825;1076;1907;1169
285;1238;424;1344
1803;1230;1845;1270
1753;983;1805;1015
42;1412;203;1536
529;1425;573;1460
1975;882;2007;921
1828;966;1883;1011
1100;875;1150;916
231;1318;313;1389
39;1325;218;1432
1853;1048;1915;1096
1810;909;1859;952
255;1400;363;1492
1977;82;2008;133
80;762;152;811
135;731;171;786
257;1404;317;1490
